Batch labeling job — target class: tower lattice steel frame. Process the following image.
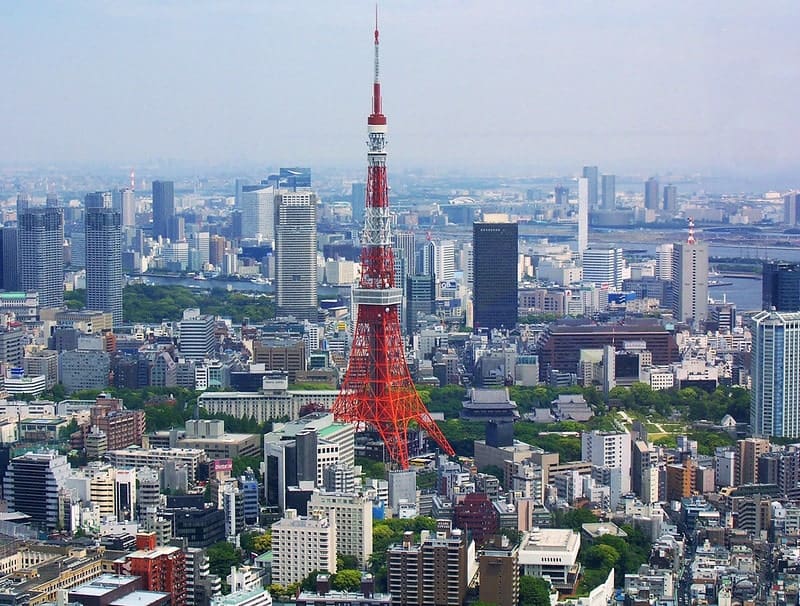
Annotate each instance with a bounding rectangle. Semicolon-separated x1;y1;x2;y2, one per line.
332;17;455;469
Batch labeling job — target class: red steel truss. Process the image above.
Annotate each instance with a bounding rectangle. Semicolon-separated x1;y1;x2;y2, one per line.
332;18;454;469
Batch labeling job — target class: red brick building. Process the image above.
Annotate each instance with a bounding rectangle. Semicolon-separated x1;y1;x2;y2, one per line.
115;533;187;606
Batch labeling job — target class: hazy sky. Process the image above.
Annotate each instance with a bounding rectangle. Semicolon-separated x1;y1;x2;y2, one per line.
2;1;799;176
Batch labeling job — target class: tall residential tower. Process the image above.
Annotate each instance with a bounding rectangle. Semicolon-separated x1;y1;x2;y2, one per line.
18;194;64;308
86;192;123;325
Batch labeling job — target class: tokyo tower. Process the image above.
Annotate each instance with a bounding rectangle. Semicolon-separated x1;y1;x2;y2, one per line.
332;16;455;469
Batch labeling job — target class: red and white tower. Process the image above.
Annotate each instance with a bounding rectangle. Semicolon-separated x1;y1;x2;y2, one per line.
332;17;454;469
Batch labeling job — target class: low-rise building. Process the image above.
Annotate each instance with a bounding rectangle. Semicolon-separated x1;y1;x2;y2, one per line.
518;528;580;593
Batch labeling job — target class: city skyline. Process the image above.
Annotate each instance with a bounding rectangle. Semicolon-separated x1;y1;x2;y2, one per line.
2;1;799;177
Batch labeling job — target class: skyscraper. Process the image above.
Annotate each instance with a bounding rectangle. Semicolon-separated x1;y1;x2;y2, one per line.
239;184;275;241
86;192;123;325
179;308;216;361
577;177;589;256
671;235;709;328
554;185;569;206
663;184;678;212
274;191;318;320
655;243;674;281
351;182;367;227
113;188;136;228
601;174;616;210
18;196;64;308
473;221;518;331
763;261;800;311
645;177;660;210
582;247;624;290
785;192;800;226
1;227;18;291
751;310;800;438
433;240;455;283
406;273;436;333
3;451;70;530
582;166;599;208
152;180;175;240
393;230;415;279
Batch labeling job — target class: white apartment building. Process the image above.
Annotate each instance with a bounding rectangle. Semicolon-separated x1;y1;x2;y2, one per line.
272;509;337;586
105;447;206;481
309;491;373;566
581;430;632;495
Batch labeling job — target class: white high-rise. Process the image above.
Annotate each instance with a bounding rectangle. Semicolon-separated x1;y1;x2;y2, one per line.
179;308;216;361
308;491;373;567
671;240;709;327
275;191;318;320
655;243;674;281
751;311;800;438
434;240;455;283
582;248;624;290
271;509;337;586
577;177;589;256
581;430;631;494
240;184;275;242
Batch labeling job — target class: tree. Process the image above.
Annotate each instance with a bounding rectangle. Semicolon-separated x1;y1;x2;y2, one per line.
584;544;620;570
332;569;362;592
207;541;241;582
301;570;325;592
337;553;359;570
552;507;598;530
252;532;272;554
520;576;551;606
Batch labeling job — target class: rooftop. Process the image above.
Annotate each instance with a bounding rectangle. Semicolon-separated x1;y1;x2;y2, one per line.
110;591;170;606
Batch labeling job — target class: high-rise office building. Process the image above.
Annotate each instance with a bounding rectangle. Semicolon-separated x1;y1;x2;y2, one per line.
554;185;569;205
663;184;678;212
3;451;70;530
393;230;415;278
86;192;123;325
239;184;274;241
266;167;312;190
351;182;366;227
473;221;518;332
433;240;455;283
18;197;64;308
645;177;660;210
763;262;800;311
275;191;318;320
179;308;216;361
406;273;436;333
582;166;599;208
1;227;18;291
785;192;800;226
113;188;136;228
582;248;624;290
601;174;616;210
751;311;800;439
655;243;674;281
671;239;709;327
152;180;175;240
577;177;589;255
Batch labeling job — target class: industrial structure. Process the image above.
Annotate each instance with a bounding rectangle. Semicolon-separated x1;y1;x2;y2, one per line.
332;18;454;469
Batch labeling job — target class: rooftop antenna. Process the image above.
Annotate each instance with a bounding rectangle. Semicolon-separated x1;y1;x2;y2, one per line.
130;169;136;191
687;217;696;245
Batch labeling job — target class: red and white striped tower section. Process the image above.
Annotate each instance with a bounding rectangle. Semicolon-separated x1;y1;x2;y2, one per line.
332;18;454;469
